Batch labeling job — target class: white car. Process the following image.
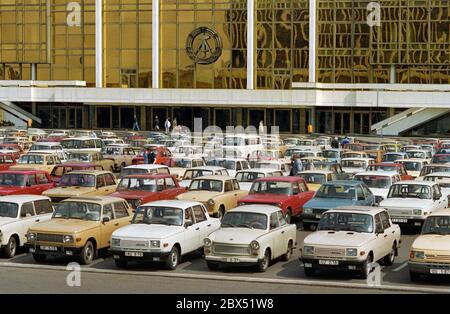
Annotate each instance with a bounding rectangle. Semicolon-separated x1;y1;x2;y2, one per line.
405;150;432;163
300;206;401;279
180;166;229;188
222;135;263;159
424;172;450;206
379;181;448;227
204;205;297;272
235;168;284;191
172;145;204;158
119;164;171;179
0;195;54;258
205;158;251;177
354;171;402;204
110;200;220;269
256;160;292;176
169;157;206;180
395;159;429;179
341;158;375;175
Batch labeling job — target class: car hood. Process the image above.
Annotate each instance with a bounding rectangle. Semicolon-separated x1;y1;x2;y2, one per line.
304;230;375;247
177;191;222;202
238;182;253;191
109;190;155;200
0;217;16;227
112;223;183;239
29;219;99;234
209;228;267;245
43;187;96;197
0;186;24;194
369;188;389;198
304;197;358;210
342;167;365;173
412;235;450;252
239;194;290;204
380;198;433;209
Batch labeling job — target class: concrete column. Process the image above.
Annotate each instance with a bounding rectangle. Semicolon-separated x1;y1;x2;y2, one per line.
310;107;316;133
246;0;254;89
140;106;147;130
299;108;306;134
95;0;103;88
31;64;37;80
390;65;396;84
308;0;316;83
152;0;160;88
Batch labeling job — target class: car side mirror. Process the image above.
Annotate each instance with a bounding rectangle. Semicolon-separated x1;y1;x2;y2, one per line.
102;216;110;223
185;220;193;228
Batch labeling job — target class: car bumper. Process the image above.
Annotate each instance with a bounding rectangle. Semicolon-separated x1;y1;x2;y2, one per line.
300;212;326;223
109;249;171;262
205;255;263;266
390;217;424;227
409;261;450;275
26;243;83;256
300;257;366;271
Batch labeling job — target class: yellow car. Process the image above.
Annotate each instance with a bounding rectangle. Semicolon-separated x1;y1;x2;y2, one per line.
176;175;248;219
43;170;118;203
10;152;61;173
26;196;133;264
67;151;116;172
297;170;336;191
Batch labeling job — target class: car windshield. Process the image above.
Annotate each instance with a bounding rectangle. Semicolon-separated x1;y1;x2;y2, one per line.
235;172;265;182
424;176;450;188
342;160;366;168
189;179;223;192
221;212;268;230
285;149;301;157
433;155;450;164
400;161;422;171
120;168;148;177
59;174;96;187
284;139;298;145
250;181;292;195
118;178;158;191
0;202;19;218
105;147;122;155
0;173;26;186
53;202;101;221
68;153;91;161
132;206;183;226
298;173;326;184
257;162;280;170
318;212;374;233
344;153;363;158
406;151;425;159
363;145;381;151
315;184;356;199
388;184;431;199
383;154;403;162
354;175;391;189
420;166;450;176
368;165;398;172
173;158;193;168
183;170;213;180
18;155;44;164
31;144;58;151
422;216;450;235
322;151;339;158
61;140;83;149
224;137;245;146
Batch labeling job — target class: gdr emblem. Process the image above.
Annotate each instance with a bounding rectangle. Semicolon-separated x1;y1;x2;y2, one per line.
186;27;222;65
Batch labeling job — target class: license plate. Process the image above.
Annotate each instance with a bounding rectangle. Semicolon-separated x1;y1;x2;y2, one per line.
40;246;57;251
392;218;408;223
315;214;322;219
430;269;450;275
319;260;339;265
225;257;240;263
125;251;143;257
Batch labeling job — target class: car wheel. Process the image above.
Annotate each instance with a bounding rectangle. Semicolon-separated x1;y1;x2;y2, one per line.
360;254;373;279
79;241;95;265
281;241;293;261
165;246;180;270
410;270;421;282
114;259;128;269
206;261;219;271
32;253;46;263
285;210;292;224
257;249;270;272
304;267;315;277
383;243;396;266
4;236;17;258
217;206;225;220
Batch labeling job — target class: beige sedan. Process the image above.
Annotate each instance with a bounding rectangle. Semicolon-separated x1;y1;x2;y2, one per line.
10;152;61;173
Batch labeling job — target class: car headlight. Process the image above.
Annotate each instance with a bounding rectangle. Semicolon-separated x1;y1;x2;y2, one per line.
63;235;74;243
207;199;215;206
250;240;260;251
346;248;358;257
413;209;422;216
303;246;314;255
150;240;160;248
111;238;121;247
27;232;37;242
204;238;212;247
410;250;424;259
304;208;312;214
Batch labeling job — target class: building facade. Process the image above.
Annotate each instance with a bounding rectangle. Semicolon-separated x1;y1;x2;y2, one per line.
0;0;449;135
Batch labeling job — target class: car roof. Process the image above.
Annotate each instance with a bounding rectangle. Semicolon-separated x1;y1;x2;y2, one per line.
299;170;334;175
392;180;436;186
140;199;203;209
124;164;168;169
371;163;402;167
61;196;125;205
424;172;450;177
0;170;48;175
325;180;362;186
329;205;385;215
396;158;427;163
228;204;280;215
428;210;450;218
123;173;174;179
63;170;112;175
236;168;283;174
255;176;304;182
191;175;234;181
0;195;51;205
31;142;61;146
342;157;374;161
186;166;227;171
55;162;101;167
354;171;399;177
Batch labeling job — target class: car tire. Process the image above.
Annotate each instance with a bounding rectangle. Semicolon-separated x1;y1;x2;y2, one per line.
285;210;292;224
410;271;421;282
217;206;225;221
382;243;396;266
281;241;293;261
79;241;95;265
360;254;373;279
165;246;180;270
32;253;46;263
114;259;128;269
257;249;270;272
206;261;219;271
304;267;315;277
4;236;17;258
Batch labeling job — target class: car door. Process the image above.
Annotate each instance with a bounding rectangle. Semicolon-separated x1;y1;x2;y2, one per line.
269;212;283;258
100;203;117;249
373;213;389;261
35;173;52;194
290;182;303;216
183;207;199;253
20;202;39;244
432;184;446;210
164;176;182;199
25;174;40;195
379;210;396;256
361;184;375;205
103;173;117;195
276;210;290;252
192;205;210;248
112;201;132;229
95;175;107;195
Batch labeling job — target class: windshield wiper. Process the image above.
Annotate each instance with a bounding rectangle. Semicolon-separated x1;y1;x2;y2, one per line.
221;223;235;228
236;223;253;229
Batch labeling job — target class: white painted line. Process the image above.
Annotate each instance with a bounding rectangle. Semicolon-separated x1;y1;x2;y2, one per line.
85;258;104;268
7;253;27;261
0;262;449;294
393;262;408;272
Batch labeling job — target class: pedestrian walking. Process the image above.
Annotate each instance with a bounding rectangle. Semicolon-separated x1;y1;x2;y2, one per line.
149;149;156;164
289;154;303;176
154;115;160;131
164;118;171;133
143;148;149;164
133;115;140;131
331;137;339;149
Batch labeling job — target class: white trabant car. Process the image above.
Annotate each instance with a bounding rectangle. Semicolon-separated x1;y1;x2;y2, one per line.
172;145;204;158
300;206;401;279
180;166;229;188
222;135;263;159
0;195;54;258
424;172;450;206
395;159;429;178
110;200;220;269
379;181;448;227
235;168;283;191
204;205;297;272
353;171;402;204
341;158;375;175
256;160;291;176
409;210;450;281
169;157;206;180
405;150;432;163
205;158;251;177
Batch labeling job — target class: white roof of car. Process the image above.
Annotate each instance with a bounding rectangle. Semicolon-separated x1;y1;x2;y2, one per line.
329;205;386;215
0;195;51;205
298;170;334;175
354;171;399;177
31;142;62;147
229;204;280;215
396;158;427;163
236;168;283;174
342;157;374;161
429;209;450;218
140;199;203;209
425;172;450;178
186;166;227;171
124;164;169;170
392;180;436;186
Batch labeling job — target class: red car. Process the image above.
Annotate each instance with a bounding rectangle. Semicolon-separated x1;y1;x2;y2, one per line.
366;163;413;180
109;174;187;209
50;162;104;184
132;146;173;165
238;176;315;223
0;153;16;171
0;170;55;196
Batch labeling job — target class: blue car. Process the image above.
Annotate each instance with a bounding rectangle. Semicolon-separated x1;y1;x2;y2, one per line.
301;180;375;229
